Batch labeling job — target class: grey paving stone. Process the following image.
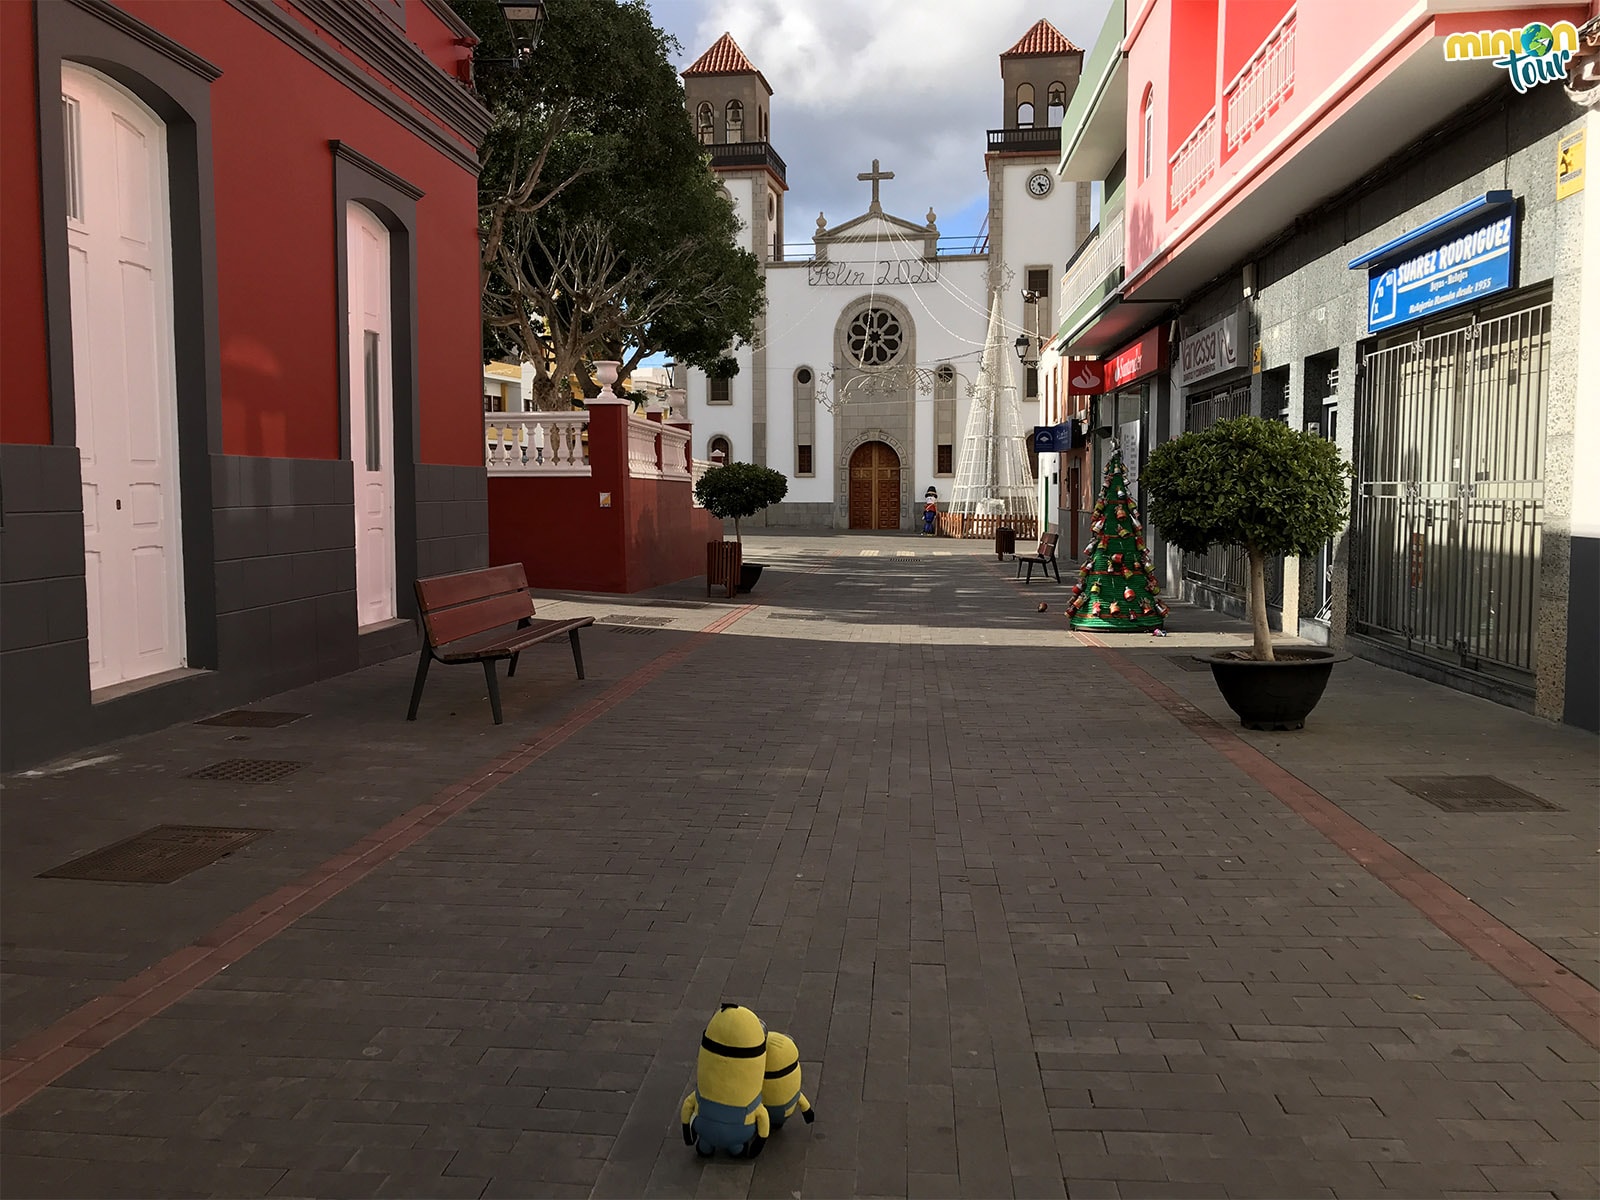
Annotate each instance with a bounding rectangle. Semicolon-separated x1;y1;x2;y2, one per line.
1;534;1594;1200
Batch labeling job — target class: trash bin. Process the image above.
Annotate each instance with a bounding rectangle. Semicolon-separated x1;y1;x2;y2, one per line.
995;526;1016;560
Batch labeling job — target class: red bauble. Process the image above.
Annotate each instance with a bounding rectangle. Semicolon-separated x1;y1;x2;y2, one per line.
1124;587;1135;600
1111;552;1124;565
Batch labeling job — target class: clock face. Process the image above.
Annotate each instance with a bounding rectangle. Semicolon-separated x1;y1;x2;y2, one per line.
1028;171;1053;197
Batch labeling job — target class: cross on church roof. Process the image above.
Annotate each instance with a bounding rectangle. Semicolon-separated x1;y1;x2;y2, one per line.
857;158;895;211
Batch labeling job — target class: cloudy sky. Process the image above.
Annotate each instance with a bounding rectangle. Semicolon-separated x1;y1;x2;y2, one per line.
644;0;1114;247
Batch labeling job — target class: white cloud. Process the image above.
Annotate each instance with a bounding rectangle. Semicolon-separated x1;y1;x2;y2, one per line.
646;0;1113;250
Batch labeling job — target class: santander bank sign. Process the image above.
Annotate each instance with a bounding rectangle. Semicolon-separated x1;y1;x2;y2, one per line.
1069;327;1169;396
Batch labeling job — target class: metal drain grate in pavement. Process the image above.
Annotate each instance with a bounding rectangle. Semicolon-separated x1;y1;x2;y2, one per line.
1168;655;1215;672
641;600;711;609
1390;775;1563;813
605;625;658;636
186;759;305;783
767;612;829;621
39;825;270;884
601;614;675;626
195;710;308;729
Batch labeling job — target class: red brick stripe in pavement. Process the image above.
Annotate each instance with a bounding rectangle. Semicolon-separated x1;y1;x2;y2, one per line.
0;601;761;1116
1071;624;1600;1050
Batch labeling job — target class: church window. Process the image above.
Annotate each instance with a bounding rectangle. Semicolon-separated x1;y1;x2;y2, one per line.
1015;83;1035;129
709;376;732;404
846;308;904;367
759;107;768;140
794;366;816;476
696;102;714;143
709;435;732;462
1025;365;1039;400
726;100;743;143
934;363;956;476
1047;83;1067;127
1026;266;1052;353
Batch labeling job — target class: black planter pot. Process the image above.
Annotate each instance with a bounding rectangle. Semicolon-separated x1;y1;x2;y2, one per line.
736;563;764;593
1201;647;1350;731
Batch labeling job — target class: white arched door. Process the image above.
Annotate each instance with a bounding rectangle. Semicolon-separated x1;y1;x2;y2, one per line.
63;65;185;691
346;203;395;626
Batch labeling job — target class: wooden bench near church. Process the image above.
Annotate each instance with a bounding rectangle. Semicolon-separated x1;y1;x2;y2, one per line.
407;564;594;725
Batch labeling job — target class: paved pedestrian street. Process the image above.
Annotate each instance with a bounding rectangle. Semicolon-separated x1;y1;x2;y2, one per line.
2;533;1596;1200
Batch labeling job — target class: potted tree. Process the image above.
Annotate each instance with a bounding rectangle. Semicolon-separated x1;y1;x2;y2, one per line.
1142;416;1354;730
694;461;789;593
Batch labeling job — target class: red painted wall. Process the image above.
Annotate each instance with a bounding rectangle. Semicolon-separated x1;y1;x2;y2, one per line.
1166;0;1219;162
489;408;725;594
1221;0;1293;87
3;1;484;465
1;2;50;445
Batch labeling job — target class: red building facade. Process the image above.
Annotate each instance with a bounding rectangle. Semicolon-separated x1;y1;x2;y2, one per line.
1;0;492;770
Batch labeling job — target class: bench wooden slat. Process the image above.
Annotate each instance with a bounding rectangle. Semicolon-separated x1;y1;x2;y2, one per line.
421;591;534;648
435;617;594;663
416;563;529;611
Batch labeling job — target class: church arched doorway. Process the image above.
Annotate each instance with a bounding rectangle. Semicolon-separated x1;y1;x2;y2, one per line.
848;441;901;530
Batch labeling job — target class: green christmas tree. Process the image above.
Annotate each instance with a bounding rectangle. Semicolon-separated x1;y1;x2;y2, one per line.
1067;447;1168;633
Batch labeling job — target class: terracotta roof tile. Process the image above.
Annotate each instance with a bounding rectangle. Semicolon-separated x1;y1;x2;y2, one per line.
684;32;758;76
1001;19;1081;58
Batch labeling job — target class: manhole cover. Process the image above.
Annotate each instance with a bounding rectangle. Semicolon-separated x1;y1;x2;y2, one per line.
1168;655;1215;672
195;710;308;729
605;626;657;636
39;825;270;884
1390;775;1563;813
187;759;305;783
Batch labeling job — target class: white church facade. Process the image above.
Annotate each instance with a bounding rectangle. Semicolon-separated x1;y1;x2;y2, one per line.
678;22;1089;530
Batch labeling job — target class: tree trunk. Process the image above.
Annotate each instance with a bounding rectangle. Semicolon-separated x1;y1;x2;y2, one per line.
1248;546;1274;661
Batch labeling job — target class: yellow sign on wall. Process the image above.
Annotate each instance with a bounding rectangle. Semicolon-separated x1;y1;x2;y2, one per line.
1558;128;1585;200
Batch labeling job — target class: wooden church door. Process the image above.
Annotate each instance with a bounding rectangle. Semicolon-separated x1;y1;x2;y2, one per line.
848;441;901;530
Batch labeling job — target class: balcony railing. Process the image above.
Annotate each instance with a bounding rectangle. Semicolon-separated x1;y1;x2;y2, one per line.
704;140;787;182
986;126;1061;154
1225;10;1296;152
1169;107;1218;211
484;412;590;475
1059;208;1126;323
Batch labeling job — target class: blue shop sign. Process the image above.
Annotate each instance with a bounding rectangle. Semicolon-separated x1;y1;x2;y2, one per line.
1348;192;1518;334
1031;423;1077;453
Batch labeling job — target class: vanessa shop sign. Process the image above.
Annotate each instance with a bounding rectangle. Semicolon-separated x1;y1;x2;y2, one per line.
1177;313;1241;387
1350;193;1518;335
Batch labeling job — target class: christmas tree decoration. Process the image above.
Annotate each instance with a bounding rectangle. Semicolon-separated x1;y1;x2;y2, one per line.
1068;448;1166;633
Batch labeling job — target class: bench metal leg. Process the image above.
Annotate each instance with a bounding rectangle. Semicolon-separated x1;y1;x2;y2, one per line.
1024;561;1035;583
1051;559;1061;582
482;658;504;725
406;649;432;721
569;628;585;680
507;651;520;678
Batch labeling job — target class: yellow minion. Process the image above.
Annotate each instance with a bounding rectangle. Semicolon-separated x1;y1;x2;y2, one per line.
680;1004;771;1157
760;1031;814;1129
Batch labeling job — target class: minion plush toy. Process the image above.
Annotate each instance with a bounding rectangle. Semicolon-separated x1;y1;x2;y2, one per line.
681;1004;771;1157
761;1031;814;1130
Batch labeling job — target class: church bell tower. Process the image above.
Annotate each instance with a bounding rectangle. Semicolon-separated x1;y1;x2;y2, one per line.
682;33;787;262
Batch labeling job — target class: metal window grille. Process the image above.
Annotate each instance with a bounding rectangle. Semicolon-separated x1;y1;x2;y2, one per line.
1181;382;1251;600
1351;302;1548;680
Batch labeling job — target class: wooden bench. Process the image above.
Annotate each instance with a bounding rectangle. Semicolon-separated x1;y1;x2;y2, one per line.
1014;532;1062;583
407;564;594;725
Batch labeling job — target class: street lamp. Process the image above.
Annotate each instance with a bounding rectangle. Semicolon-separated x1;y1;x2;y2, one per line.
477;1;546;69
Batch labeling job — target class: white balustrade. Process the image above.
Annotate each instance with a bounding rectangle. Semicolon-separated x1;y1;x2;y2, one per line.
1169;107;1218;212
691;458;714;505
627;417;664;479
658;425;692;480
483;412;591;475
1225;11;1296;152
1059;208;1127;321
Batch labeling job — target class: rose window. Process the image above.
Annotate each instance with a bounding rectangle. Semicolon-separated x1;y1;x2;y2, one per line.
847;308;904;367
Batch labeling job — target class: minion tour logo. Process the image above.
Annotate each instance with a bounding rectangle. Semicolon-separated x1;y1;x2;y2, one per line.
1444;20;1580;93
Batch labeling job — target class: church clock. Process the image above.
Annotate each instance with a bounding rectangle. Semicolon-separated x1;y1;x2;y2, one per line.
1027;170;1054;198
